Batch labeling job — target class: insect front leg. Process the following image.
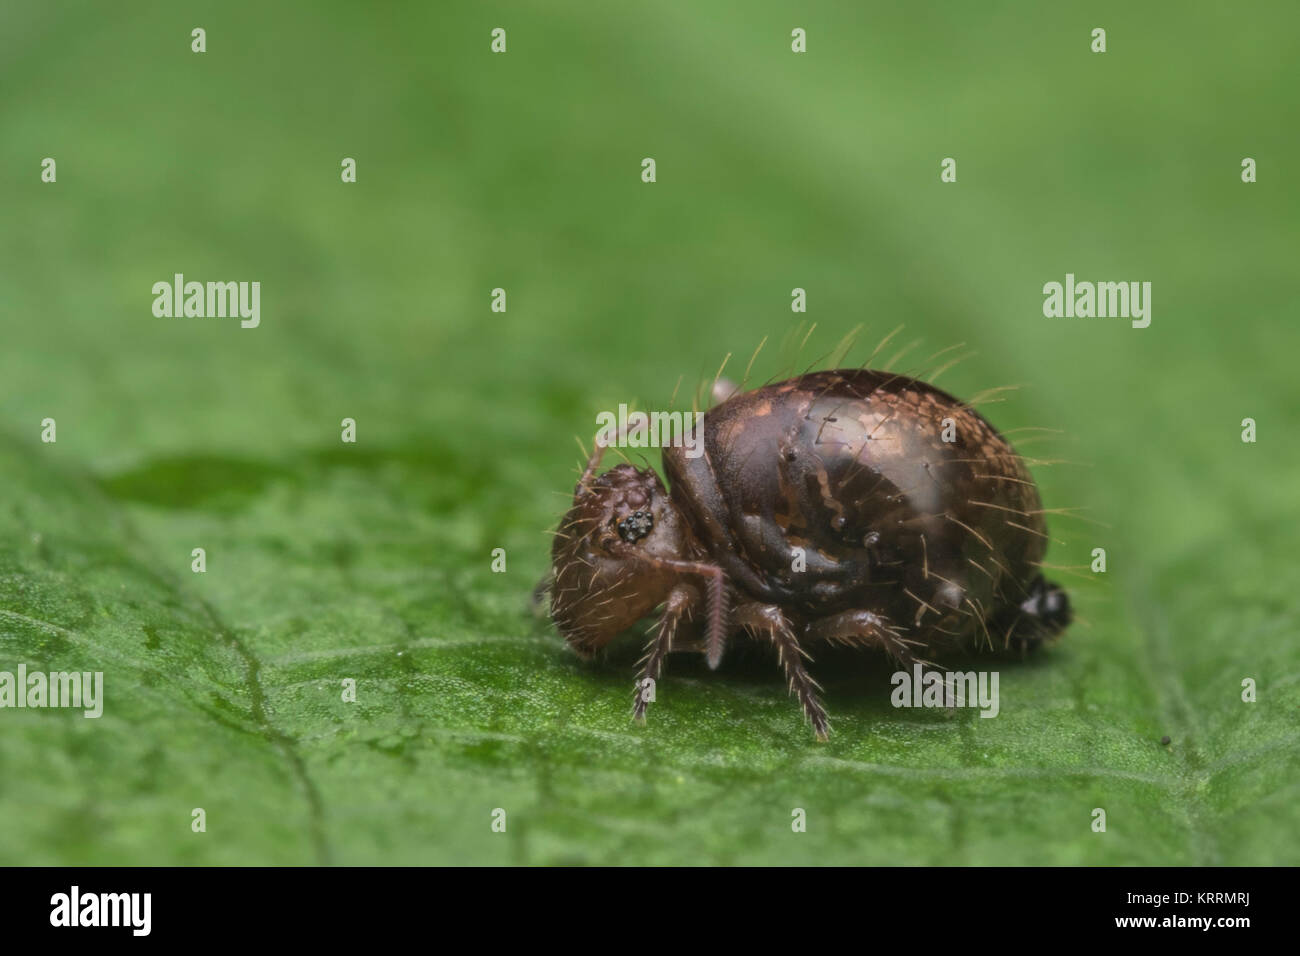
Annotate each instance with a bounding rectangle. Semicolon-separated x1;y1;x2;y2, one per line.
625;553;729;670
734;602;830;741
632;584;696;724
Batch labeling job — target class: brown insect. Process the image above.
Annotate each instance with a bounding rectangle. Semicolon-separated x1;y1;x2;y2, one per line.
540;369;1071;740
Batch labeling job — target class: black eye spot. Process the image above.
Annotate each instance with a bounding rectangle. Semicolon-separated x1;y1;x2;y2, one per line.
617;510;654;543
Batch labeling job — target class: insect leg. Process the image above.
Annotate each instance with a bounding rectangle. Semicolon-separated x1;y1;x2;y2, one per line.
803;609;933;668
633;584;696;724
609;543;731;671
734;602;830;741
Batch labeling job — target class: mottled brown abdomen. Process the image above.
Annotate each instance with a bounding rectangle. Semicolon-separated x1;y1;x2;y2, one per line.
663;369;1045;648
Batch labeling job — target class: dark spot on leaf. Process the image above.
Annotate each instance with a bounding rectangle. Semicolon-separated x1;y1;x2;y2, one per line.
99;456;295;512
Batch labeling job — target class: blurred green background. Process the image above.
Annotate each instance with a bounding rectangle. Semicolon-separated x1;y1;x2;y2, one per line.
1;1;1297;865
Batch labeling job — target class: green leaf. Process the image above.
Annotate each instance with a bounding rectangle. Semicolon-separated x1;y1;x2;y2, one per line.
2;0;1297;865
